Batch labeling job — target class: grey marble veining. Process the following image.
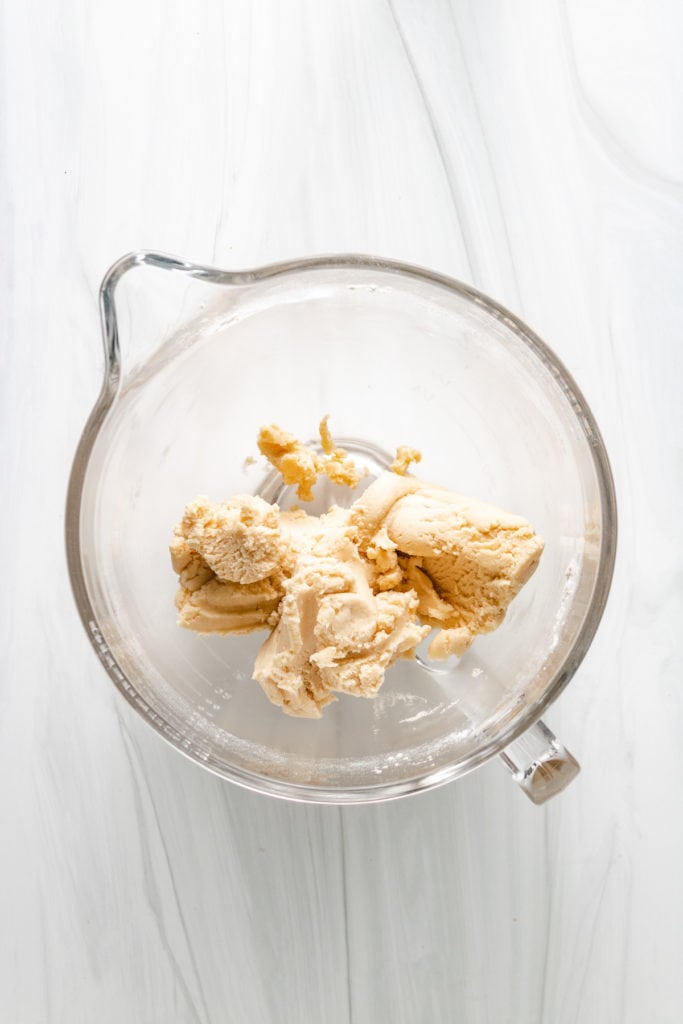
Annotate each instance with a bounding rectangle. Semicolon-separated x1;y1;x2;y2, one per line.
2;1;682;1021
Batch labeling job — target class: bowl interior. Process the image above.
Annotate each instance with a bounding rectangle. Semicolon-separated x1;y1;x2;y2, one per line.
78;263;609;796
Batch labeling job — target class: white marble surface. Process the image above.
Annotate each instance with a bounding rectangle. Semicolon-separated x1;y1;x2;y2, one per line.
2;1;682;1020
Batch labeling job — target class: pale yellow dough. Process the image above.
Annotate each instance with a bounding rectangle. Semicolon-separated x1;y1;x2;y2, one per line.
253;537;427;718
350;473;544;658
257;419;361;501
390;445;422;476
171;424;543;718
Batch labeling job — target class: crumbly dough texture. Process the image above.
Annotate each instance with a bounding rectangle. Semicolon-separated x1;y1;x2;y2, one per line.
390;445;422;476
349;473;544;658
253;539;427;718
257;419;362;501
171;423;543;718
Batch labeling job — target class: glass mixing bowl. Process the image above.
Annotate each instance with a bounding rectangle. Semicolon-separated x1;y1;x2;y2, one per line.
66;252;616;804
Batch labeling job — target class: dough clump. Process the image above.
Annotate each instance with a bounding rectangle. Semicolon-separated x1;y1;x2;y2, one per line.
171;422;543;717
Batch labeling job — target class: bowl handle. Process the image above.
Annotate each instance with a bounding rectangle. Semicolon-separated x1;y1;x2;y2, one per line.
99;250;250;385
499;719;580;804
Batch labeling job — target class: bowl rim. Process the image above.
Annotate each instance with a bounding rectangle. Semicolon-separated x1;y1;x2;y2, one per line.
65;250;617;804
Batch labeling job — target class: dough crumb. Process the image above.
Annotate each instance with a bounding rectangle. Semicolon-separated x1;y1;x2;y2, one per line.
318;414;335;455
390;445;422;476
257;418;361;501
